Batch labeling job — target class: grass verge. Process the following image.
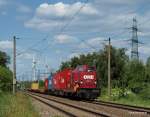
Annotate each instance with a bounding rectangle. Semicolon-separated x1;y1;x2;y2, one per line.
0;92;39;117
98;88;150;108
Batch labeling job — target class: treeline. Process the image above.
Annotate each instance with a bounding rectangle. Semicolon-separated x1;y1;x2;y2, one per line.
0;51;12;92
59;46;150;99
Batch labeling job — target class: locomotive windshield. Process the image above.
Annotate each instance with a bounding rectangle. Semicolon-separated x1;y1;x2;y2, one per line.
76;65;96;72
87;67;96;72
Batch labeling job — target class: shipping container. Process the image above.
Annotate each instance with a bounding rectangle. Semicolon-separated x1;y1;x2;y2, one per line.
48;75;53;90
31;83;39;90
52;69;72;92
44;78;48;91
44;74;53;91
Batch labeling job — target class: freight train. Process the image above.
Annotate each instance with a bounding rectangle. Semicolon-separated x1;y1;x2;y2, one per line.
30;65;100;99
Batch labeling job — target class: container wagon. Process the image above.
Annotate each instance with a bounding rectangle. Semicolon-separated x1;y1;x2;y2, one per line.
44;74;53;93
31;82;39;92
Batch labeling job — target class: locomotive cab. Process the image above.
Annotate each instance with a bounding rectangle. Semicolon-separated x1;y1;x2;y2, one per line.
72;65;100;99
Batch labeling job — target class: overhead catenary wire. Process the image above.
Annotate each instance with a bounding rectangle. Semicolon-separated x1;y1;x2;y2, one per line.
16;0;133;57
16;1;89;57
16;35;49;56
26;0;90;54
16;1;150;62
57;0;89;35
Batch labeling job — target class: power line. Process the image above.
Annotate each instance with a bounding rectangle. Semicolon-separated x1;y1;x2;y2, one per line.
58;0;89;35
32;0;89;54
79;38;98;50
130;18;140;60
16;35;49;56
138;17;150;26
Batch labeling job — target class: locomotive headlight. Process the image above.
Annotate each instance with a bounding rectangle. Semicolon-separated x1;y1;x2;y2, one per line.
80;81;83;84
94;81;97;84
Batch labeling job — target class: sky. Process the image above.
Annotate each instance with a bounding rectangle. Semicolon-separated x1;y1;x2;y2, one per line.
0;0;150;80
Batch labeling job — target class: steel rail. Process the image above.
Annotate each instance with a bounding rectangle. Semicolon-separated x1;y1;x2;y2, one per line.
83;100;150;115
27;93;77;117
26;92;110;117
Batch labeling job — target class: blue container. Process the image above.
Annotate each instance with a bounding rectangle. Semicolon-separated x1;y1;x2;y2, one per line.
48;74;53;90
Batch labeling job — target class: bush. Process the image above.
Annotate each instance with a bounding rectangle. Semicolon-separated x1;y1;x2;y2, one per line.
0;66;12;92
139;85;150;99
111;88;129;100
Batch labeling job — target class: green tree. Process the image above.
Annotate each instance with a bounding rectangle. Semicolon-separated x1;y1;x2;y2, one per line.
0;51;12;92
139;57;150;99
70;57;81;68
60;61;71;70
59;46;128;90
0;66;12;91
0;51;10;67
58;46;150;100
146;57;150;83
96;46;128;88
126;60;146;94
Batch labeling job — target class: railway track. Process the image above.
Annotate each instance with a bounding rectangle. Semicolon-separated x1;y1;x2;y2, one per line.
26;92;110;117
26;91;150;117
83;100;150;115
27;93;77;117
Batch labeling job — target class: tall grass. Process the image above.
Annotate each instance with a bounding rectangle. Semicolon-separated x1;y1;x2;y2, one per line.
98;88;150;108
0;92;39;117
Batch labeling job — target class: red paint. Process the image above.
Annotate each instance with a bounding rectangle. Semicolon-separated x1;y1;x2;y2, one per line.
44;78;48;90
52;69;72;91
52;65;97;93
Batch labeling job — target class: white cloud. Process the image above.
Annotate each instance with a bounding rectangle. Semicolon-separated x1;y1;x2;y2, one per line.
24;1;141;34
78;37;105;49
126;48;131;56
111;39;130;48
17;53;33;59
87;37;105;45
17;5;32;13
24;2;98;31
55;50;61;54
93;0;136;5
68;52;80;59
0;40;13;49
24;0;150;60
139;46;150;55
54;34;75;44
36;2;97;18
25;18;62;31
138;32;150;37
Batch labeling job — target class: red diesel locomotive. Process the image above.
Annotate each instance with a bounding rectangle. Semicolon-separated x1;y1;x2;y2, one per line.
48;65;100;99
